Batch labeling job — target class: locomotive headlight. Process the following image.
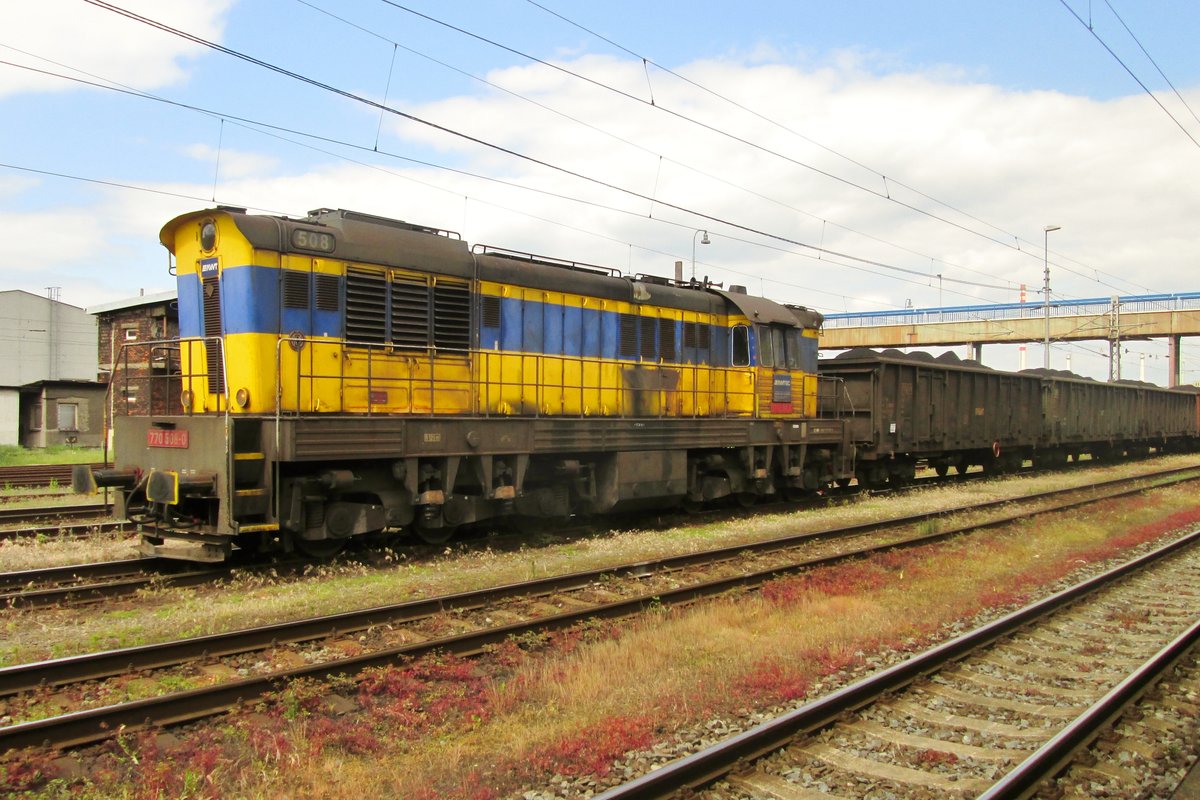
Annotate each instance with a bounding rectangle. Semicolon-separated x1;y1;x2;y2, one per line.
200;220;217;251
181;390;193;410
234;388;251;409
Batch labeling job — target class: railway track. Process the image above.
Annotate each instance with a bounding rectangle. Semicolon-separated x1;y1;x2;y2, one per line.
0;463;108;489
1;463;1197;754
0;558;225;608
2;462;1196;611
595;536;1200;800
0;502;114;526
0;519;132;543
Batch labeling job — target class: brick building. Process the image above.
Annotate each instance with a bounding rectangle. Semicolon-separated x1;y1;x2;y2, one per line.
88;290;180;418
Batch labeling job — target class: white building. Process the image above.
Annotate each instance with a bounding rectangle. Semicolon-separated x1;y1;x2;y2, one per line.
0;290;100;446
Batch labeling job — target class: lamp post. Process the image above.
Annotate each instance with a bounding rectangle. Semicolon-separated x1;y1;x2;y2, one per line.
691;229;710;281
1043;225;1061;368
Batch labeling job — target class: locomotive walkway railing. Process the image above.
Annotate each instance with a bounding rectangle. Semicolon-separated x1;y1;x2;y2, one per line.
105;336;838;425
108;336;227;421
273;336;822;420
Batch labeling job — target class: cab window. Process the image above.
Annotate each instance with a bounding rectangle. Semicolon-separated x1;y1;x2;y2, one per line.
757;325;773;367
731;325;750;367
772;327;787;368
786;329;802;369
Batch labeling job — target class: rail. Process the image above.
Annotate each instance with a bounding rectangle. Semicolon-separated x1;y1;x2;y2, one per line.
594;528;1200;800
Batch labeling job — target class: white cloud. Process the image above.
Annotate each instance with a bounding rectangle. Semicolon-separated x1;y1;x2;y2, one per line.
0;0;235;98
181;143;281;180
9;44;1198;381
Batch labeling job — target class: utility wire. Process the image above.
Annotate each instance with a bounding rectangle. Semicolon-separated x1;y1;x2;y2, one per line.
78;0;1019;295
1057;0;1200;150
523;0;1160;298
293;0;1005;293
0;56;995;308
1101;0;1200;129
375;0;1035;253
371;0;1147;296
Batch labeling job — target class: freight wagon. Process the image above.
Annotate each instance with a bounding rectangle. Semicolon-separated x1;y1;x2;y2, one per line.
819;348;1198;487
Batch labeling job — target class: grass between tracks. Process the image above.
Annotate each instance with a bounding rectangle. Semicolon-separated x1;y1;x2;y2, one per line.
0;446;103;467
3;469;1200;797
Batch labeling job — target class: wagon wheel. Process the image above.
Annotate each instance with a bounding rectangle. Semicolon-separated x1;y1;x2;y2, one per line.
295;537;347;560
415;524;457;545
934;464;949;478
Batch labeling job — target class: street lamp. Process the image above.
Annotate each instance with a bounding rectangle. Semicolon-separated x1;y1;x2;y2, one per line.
691;229;710;281
1043;225;1061;368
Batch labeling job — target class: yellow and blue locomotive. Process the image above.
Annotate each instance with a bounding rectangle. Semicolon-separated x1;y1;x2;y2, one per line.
83;207;850;561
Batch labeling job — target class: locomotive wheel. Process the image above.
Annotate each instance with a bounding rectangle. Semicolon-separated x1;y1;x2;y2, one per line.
295;537;346;559
735;492;758;508
777;486;804;503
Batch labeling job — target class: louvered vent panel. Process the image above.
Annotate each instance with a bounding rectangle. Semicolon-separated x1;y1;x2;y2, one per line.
639;316;657;361
315;274;340;311
619;313;638;359
202;275;226;394
433;281;471;351
659;317;676;362
345;268;387;345
390;275;430;350
283;271;309;309
481;295;502;328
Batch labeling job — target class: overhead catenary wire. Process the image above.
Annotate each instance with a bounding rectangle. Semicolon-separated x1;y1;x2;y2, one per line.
521;0;1161;299
292;0;1022;297
1100;0;1200;130
0;53;1006;311
369;0;1151;298
1057;0;1200;151
75;0;1023;300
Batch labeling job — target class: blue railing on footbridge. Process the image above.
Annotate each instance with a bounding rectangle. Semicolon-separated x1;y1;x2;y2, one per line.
822;292;1200;329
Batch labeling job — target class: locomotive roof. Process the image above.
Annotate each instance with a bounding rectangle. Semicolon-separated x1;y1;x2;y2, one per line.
161;207;821;330
712;289;806;326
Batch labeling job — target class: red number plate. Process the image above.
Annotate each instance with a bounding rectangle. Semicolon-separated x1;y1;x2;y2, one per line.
147;429;190;448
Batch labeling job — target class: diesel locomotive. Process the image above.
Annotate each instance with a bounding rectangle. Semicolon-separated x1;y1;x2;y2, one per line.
77;206;1199;563
79;207;850;561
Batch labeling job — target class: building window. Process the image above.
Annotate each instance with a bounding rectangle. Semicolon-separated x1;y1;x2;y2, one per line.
57;402;78;432
124;327;139;341
30;403;42;431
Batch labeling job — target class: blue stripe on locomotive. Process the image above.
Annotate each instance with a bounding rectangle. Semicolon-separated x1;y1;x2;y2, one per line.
183;265;816;369
178;265;340;339
178;273;202;338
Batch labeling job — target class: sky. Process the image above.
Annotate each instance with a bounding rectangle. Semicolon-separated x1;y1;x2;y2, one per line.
3;0;1200;384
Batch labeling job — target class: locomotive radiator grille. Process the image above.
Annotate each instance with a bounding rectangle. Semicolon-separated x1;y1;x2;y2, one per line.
202;273;225;395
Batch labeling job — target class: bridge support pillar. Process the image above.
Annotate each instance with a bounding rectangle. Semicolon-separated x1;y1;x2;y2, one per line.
1168;335;1182;388
967;342;983;363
